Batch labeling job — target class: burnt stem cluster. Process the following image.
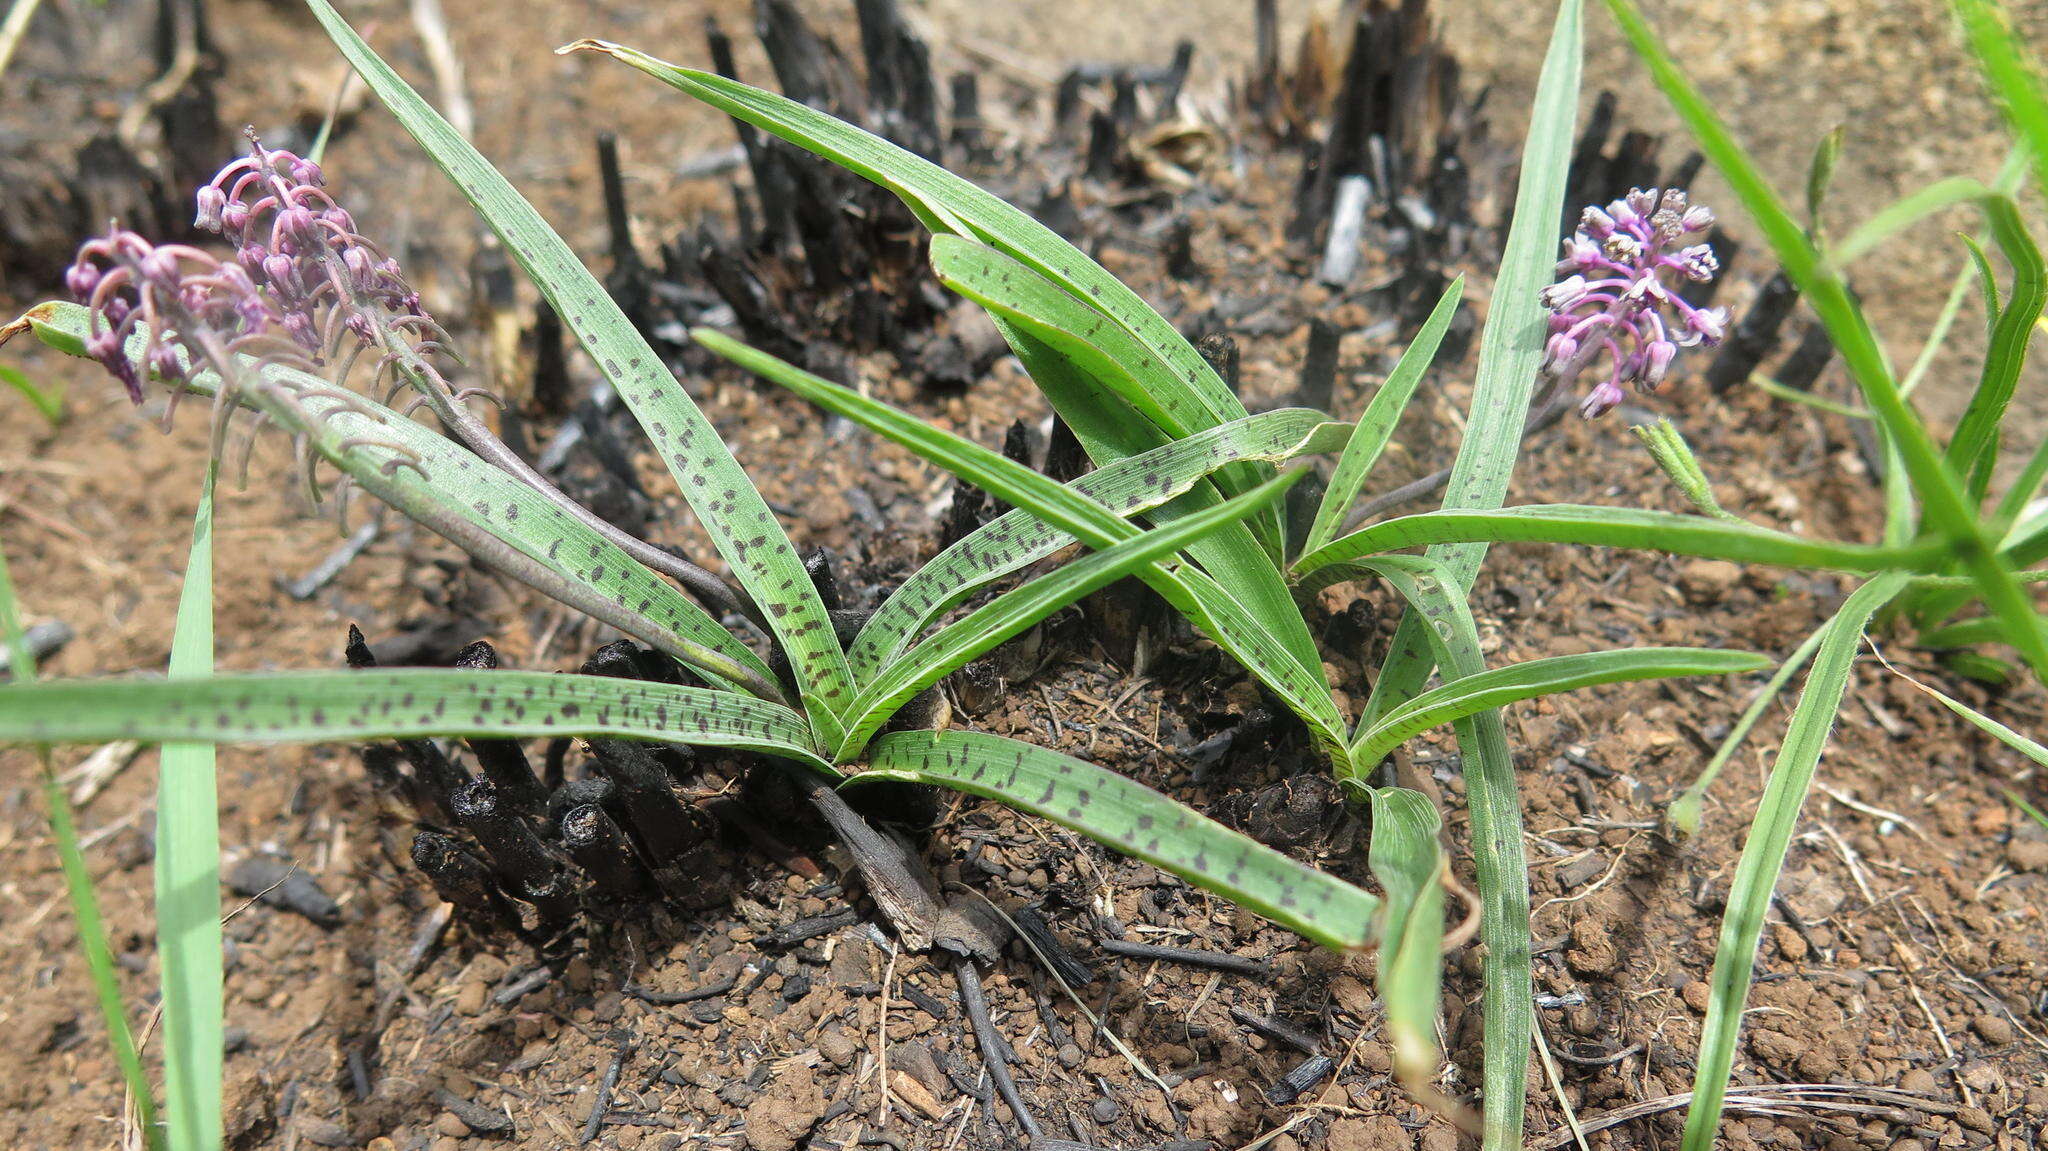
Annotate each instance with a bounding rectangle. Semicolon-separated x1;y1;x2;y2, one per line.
347;627;738;937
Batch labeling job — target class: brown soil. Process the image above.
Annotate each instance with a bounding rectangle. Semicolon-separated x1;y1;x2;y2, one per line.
3;2;2046;1151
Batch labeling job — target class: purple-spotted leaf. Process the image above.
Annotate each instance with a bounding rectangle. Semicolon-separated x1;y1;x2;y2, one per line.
848;408;1345;679
24;302;786;710
856;730;1380;951
0;669;832;772
304;0;855;745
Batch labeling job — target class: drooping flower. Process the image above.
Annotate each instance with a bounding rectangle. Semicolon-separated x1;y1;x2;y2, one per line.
66;132;447;417
1540;187;1727;418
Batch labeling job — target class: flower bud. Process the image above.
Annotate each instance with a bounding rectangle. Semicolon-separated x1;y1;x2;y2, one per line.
1580;205;1615;235
263;252;300;296
1579;379;1626;419
65;261;101;300
1642;339;1677;388
1686;306;1728;345
195;185;227;231
289;156;324;187
1625;188;1658;218
1676;244;1718;282
1540;274;1589;310
1543;332;1579;373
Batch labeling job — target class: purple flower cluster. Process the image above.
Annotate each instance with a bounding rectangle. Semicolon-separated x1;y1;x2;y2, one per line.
66;133;434;405
1541;188;1728;419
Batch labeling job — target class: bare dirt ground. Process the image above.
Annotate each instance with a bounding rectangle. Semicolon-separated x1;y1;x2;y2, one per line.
2;1;2046;1150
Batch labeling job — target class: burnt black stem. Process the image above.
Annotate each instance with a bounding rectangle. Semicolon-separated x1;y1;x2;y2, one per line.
411;830;520;932
559;803;653;897
1096;937;1274;978
454;641;550;808
954;957;1043;1142
581;1044;629;1144
450;776;575;922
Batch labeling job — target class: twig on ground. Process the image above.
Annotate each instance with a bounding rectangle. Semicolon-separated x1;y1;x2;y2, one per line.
953;957;1042;1143
1097;937;1273;978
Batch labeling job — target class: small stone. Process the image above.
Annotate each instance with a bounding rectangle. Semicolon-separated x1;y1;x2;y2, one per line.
434;1112;470;1138
1678;559;1743;605
1680;980;1712;1013
1056;1043;1085;1069
1957;1105;1996;1134
817;1029;859;1069
1899;1068;1938;1094
1971;1015;2014;1046
1091;1097;1121;1123
455;978;488;1016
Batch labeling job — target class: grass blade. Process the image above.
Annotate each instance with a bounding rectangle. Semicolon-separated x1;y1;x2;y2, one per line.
1303;276;1464;558
847;409;1340;678
159;467;221;1151
1874;640;2048;768
1600;0;2048;683
1680;573;1909;1150
1951;0;2048;194
0;670;830;771
858;730;1381;951
1350;647;1768;770
0;537;164;1150
302;0;854;741
842;474;1301;757
1297;504;1942;579
1666;624;1826;838
25;302;780;706
1;363;63;424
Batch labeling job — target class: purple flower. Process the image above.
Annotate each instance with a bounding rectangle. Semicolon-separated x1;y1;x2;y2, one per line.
65;132;442;410
1541;187;1727;419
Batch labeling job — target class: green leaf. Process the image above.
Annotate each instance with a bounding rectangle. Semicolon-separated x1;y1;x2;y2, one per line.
1304;276;1464;558
303;0;854;743
0;670;833;772
1342;554;1535;1151
0;363;63;424
0;535;164;1150
1876;641;2048;769
1297;504;1941;580
572;40;1245;435
1351;647;1769;769
1361;0;1583;753
159;466;221;1151
841;473;1302;759
1600;0;2048;685
848;409;1342;679
1365;786;1449;1095
1680;573;1909;1151
927;235;1309;665
1951;0;2048;196
695;328;1356;767
857;730;1381;951
25;302;782;709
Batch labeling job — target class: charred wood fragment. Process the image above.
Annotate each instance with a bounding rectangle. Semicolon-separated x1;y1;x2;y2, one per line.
1707;271;1800;393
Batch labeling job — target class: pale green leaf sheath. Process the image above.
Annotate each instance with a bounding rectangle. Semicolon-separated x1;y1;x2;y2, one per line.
304;0;854;745
859;730;1381;951
1366;787;1449;1093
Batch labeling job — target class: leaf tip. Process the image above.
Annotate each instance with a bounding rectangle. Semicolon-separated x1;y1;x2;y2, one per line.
556;37;615;58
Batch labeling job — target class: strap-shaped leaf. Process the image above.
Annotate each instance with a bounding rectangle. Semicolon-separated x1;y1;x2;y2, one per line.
305;0;854;744
571;40;1246;433
0;669;832;771
1340;554;1532;1151
1296;504;1943;583
697;329;1354;766
839;474;1302;759
929;235;1304;649
1351;647;1769;768
160;466;222;1151
1303;276;1464;558
25;302;784;708
857;730;1380;951
848;409;1346;679
1366;787;1449;1095
1679;573;1908;1151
